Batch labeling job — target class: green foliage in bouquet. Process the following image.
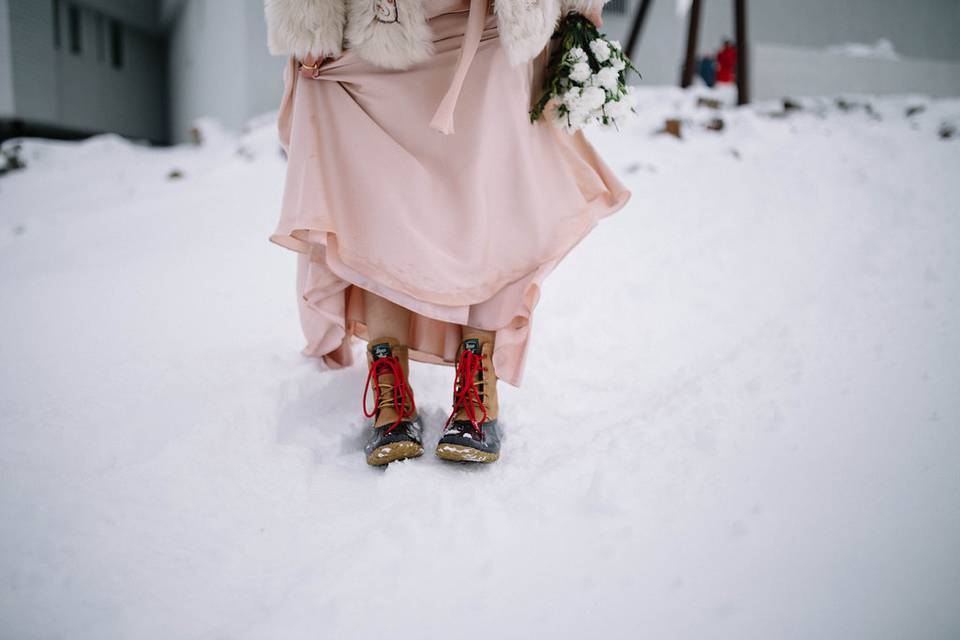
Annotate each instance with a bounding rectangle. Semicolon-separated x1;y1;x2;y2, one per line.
530;12;641;131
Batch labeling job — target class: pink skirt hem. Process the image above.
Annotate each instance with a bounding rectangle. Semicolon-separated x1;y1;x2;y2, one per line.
271;185;629;387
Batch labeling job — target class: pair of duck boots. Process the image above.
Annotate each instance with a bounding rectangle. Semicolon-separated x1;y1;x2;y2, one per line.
361;336;501;466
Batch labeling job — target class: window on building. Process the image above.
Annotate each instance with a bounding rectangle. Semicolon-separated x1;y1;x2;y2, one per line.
109;21;124;69
95;14;105;62
68;4;81;54
52;0;62;49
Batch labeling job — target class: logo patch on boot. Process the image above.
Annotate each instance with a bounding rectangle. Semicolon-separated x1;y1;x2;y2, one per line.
462;338;481;356
371;342;393;359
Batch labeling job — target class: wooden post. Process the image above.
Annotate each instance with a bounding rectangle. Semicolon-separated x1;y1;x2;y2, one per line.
680;0;702;88
735;0;750;104
625;0;655;61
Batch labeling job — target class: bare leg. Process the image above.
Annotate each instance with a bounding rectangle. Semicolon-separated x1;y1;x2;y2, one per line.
363;289;411;342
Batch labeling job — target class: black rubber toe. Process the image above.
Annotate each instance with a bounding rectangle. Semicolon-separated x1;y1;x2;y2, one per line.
364;417;424;457
437;419;500;457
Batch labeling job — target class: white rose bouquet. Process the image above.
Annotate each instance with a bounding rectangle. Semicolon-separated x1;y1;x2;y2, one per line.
530;12;641;133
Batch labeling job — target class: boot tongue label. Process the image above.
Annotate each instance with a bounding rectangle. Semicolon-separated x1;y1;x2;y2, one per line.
371;342;393;359
462;338;481;356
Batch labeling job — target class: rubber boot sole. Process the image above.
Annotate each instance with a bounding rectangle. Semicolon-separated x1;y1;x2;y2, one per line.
435;443;500;463
366;441;424;466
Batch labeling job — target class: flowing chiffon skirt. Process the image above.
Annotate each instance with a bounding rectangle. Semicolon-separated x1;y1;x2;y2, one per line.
270;0;631;386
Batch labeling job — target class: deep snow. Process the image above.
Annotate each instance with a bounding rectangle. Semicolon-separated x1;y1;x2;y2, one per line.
1;88;959;639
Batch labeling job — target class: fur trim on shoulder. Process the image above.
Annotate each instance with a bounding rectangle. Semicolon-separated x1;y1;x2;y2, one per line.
495;0;562;66
264;0;346;59
345;0;435;70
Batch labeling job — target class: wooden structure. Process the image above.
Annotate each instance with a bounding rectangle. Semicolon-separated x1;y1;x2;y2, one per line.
624;0;750;105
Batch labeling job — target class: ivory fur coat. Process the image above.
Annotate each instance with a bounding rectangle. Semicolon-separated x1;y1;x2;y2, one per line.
264;0;606;70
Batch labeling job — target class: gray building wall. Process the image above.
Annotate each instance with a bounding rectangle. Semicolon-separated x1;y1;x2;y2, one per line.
6;0;59;126
165;0;282;142
75;0;162;31
4;0;167;142
243;0;285;126
0;0;14;116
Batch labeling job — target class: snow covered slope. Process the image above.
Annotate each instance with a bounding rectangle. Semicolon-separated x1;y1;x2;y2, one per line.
1;89;959;639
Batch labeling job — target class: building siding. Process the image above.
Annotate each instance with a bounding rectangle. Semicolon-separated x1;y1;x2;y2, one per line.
243;0;284;130
5;0;166;142
8;0;60;124
0;0;15;116
166;0;282;142
167;0;244;140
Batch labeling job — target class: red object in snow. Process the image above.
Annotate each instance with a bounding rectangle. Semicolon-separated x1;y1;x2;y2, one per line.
716;43;737;83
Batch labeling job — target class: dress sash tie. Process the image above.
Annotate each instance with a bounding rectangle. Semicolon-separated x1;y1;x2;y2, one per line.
429;0;489;134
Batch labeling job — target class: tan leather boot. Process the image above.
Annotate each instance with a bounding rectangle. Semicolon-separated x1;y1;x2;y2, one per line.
436;336;501;463
362;337;423;465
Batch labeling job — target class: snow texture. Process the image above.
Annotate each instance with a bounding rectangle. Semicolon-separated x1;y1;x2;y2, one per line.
825;38;900;61
1;87;960;639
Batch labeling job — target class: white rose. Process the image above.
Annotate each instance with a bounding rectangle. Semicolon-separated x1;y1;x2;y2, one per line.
562;87;582;110
571;103;596;126
589;39;611;63
595;67;619;90
579;85;606;111
557;107;586;132
567;46;587;63
606;97;632;120
611;57;626;72
610;40;622;51
569;62;592;83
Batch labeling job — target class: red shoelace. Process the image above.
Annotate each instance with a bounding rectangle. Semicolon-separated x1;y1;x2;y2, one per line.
445;348;489;432
362;355;416;434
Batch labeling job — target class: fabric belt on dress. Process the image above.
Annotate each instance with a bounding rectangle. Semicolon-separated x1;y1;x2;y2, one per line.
428;0;489;135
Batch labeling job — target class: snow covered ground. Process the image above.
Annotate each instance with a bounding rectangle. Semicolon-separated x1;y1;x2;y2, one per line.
2;87;959;639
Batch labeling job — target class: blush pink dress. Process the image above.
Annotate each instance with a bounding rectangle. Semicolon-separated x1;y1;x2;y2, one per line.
271;0;631;387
